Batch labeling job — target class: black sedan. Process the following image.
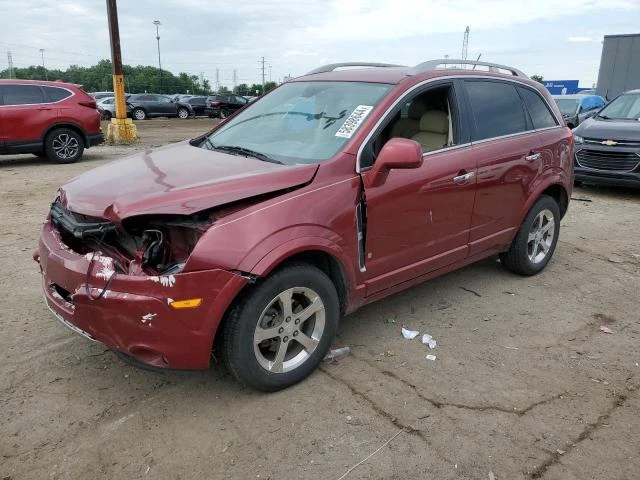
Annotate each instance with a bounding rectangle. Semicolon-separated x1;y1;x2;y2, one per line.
572;89;640;188
185;96;209;116
127;94;194;120
204;94;249;118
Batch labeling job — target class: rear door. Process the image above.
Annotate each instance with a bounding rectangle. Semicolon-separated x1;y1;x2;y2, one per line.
156;95;177;115
0;83;52;152
462;79;541;256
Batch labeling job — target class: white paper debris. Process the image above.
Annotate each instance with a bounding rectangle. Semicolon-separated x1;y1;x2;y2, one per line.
421;334;437;349
425;354;437;361
402;327;419;340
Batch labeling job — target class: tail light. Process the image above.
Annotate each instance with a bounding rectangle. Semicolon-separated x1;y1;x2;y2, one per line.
210;101;220;107
79;100;97;109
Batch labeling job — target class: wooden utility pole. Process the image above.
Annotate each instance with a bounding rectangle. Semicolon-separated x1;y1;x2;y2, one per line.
106;0;138;142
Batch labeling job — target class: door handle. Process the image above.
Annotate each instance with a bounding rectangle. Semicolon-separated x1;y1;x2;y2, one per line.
525;152;541;161
452;171;475;184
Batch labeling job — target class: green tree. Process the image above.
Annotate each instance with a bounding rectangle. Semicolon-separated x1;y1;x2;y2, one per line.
0;59;210;95
233;83;250;96
218;85;231;94
531;74;544;84
264;81;277;92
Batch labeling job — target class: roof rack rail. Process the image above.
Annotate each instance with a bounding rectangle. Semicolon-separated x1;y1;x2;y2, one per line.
408;59;527;78
305;62;405;75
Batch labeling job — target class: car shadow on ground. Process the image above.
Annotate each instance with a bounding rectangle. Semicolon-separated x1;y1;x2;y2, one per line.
0;152;112;169
574;183;640;200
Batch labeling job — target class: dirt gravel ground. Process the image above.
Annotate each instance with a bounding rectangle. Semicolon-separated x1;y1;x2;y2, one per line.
1;118;639;480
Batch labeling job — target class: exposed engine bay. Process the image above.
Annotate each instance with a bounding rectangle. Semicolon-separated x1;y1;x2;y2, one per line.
49;201;211;276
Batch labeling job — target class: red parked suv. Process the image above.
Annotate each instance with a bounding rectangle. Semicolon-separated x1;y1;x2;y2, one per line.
35;60;573;391
0;80;103;163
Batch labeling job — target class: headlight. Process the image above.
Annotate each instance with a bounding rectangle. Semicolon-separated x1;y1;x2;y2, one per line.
573;135;584;144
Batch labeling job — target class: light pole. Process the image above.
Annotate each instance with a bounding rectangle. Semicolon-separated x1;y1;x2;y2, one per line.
39;49;48;80
153;20;163;93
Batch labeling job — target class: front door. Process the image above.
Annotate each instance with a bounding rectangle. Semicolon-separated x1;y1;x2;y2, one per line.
360;81;477;296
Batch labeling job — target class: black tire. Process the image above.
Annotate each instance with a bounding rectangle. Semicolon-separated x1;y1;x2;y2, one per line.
177;107;189;119
219;109;228;119
44;128;84;164
102;110;112;120
574;180;583;187
223;263;339;391
499;195;560;276
132;108;146;120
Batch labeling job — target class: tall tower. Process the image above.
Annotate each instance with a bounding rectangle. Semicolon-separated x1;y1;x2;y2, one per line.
462;26;470;61
7;51;14;79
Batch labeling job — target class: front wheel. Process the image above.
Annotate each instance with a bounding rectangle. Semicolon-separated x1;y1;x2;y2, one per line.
177;107;189;119
499;195;560;276
223;263;339;391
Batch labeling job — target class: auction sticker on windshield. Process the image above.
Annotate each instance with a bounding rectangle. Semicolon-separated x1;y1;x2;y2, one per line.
335;105;373;138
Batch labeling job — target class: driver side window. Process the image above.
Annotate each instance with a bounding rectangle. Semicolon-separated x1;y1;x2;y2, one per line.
361;83;459;169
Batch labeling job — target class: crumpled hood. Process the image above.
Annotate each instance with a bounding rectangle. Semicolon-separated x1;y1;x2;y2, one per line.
59;141;317;221
574;117;640;142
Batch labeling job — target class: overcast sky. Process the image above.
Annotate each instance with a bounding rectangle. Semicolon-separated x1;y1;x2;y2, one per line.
1;0;639;89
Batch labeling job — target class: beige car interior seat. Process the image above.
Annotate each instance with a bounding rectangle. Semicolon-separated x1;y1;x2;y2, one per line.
411;110;449;152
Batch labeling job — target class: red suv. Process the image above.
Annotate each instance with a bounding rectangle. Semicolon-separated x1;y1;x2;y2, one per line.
0;80;103;163
35;60;573;391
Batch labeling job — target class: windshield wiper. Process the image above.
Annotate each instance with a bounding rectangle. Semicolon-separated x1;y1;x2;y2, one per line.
597;114;611;119
212;145;284;164
200;136;216;150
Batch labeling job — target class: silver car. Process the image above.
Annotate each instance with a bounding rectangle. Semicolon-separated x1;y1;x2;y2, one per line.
96;97;132;120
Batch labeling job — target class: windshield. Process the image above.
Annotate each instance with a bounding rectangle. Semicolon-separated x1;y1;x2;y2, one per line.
598;93;640;120
554;98;579;116
200;81;393;165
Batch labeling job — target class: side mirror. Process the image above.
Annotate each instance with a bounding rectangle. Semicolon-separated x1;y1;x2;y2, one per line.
365;138;423;188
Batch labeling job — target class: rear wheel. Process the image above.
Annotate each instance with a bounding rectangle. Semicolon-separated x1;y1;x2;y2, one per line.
499;195;560;276
223;263;339;391
177;107;189;119
102;110;112;120
45;128;84;164
132;108;146;120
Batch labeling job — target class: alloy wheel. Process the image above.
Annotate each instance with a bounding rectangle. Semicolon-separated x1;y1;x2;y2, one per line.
52;133;79;160
253;287;325;374
527;209;555;264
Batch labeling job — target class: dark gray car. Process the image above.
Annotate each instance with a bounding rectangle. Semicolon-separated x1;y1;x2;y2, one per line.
127;94;194;120
572;89;640;187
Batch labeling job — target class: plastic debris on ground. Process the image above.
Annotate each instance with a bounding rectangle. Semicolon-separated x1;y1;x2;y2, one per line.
323;345;351;362
401;327;419;340
425;354;437;361
599;325;613;334
421;333;437;349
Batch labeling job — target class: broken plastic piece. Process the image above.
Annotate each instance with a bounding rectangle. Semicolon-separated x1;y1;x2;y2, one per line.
421;333;437;349
425;354;437;361
323;345;351;362
599;325;613;334
402;327;419;339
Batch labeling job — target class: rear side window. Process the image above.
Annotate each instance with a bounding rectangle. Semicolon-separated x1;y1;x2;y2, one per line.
465;81;527;140
43;86;73;102
518;87;558;129
2;84;45;105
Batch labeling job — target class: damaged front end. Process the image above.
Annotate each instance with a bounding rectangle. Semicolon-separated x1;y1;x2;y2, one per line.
50;200;210;277
37;201;249;370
